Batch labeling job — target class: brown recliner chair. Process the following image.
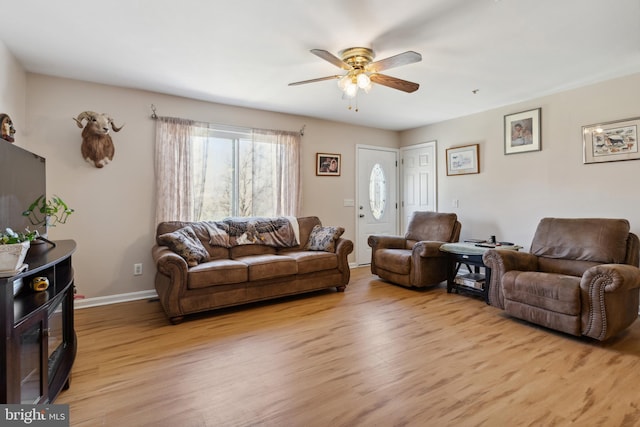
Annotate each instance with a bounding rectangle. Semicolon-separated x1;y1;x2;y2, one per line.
368;211;461;288
483;218;640;341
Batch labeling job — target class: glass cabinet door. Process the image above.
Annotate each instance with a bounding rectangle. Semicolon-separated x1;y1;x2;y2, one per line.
47;296;67;386
19;317;45;404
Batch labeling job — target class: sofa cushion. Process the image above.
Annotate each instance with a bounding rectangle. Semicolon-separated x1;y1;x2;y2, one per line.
236;254;298;281
158;226;209;267
502;270;581;315
295;216;322;249
187;259;248;289
306;225;344;253
284;251;338;274
404;211;458;242
374;248;412;275
530;218;630;264
230;244;277;258
537;258;601;278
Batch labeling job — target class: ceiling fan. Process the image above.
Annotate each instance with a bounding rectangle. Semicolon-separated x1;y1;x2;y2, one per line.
288;47;422;97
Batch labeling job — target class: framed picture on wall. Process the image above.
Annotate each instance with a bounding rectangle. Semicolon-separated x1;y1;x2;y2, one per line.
316;153;341;176
446;144;479;176
582;117;640;164
504;108;541;154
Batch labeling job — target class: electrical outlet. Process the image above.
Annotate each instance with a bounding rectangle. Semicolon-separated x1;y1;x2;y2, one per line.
134;263;143;276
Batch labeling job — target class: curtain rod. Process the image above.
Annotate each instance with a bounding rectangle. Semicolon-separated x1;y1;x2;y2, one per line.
150;104;305;136
150;104;158;120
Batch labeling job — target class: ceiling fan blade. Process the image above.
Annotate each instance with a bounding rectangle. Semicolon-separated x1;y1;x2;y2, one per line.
368;51;422;73
370;73;420;93
310;49;352;70
288;75;342;86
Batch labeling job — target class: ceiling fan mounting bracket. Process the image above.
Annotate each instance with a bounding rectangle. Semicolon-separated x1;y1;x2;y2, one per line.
339;47;375;69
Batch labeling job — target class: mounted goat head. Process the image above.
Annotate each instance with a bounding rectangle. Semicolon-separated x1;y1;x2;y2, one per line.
0;113;16;143
74;111;124;168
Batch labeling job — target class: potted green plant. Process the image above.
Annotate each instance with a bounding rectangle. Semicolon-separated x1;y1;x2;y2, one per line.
23;195;74;228
0;227;38;273
21;195;74;249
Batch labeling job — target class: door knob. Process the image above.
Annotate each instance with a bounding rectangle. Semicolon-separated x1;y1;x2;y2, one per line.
359;214;365;218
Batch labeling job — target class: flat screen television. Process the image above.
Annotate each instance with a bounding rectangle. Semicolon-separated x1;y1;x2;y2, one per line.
0;140;47;237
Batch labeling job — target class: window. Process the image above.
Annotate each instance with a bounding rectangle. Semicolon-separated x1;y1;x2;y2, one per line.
368;163;386;220
192;128;283;220
154;118;300;224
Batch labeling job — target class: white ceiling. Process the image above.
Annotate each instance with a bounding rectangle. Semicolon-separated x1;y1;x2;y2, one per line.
1;0;639;131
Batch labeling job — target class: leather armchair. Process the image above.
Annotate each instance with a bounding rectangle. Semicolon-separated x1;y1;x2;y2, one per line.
368;211;461;288
483;218;640;341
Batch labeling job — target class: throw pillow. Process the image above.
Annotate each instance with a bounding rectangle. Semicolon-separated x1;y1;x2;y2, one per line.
158;226;209;267
306;225;344;253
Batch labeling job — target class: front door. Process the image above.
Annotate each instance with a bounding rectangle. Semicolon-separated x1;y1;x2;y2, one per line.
356;146;398;265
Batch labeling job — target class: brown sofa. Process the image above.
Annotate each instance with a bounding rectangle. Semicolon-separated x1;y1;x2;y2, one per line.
368;211;461;288
152;216;353;323
483;218;640;340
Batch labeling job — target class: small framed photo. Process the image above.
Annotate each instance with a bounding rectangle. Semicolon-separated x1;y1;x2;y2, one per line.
446;144;479;176
504;108;541;154
583;117;640;164
316;153;341;176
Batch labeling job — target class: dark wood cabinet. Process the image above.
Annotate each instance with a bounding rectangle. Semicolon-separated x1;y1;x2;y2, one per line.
0;240;76;403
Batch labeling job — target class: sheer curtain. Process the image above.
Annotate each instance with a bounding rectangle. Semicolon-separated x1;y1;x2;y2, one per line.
252;128;301;217
154;118;301;225
154;117;195;225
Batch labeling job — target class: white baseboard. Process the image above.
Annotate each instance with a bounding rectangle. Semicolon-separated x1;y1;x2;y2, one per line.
74;290;158;309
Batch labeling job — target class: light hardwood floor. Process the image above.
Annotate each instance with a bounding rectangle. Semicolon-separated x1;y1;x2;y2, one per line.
57;267;640;426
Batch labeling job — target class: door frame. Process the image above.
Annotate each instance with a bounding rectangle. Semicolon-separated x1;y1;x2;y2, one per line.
355;144;400;265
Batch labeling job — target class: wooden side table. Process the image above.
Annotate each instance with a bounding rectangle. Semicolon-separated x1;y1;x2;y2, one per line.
440;242;521;303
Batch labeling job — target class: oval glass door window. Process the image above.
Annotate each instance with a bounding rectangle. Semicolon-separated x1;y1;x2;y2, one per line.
369;163;386;220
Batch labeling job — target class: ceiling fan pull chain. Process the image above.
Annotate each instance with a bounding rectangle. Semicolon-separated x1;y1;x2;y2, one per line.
346;93;359;112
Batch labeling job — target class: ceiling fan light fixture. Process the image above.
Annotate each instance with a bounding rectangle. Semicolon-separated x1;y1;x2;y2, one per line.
337;74;350;90
357;72;371;89
344;81;358;98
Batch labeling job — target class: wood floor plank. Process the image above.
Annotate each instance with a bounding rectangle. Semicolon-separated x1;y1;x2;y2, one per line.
57;267;640;426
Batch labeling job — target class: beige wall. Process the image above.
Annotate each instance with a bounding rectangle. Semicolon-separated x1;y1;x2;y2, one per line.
400;71;640;249
23;74;398;299
4;58;640;300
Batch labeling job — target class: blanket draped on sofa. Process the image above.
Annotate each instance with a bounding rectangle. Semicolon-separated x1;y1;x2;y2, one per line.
204;216;300;248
